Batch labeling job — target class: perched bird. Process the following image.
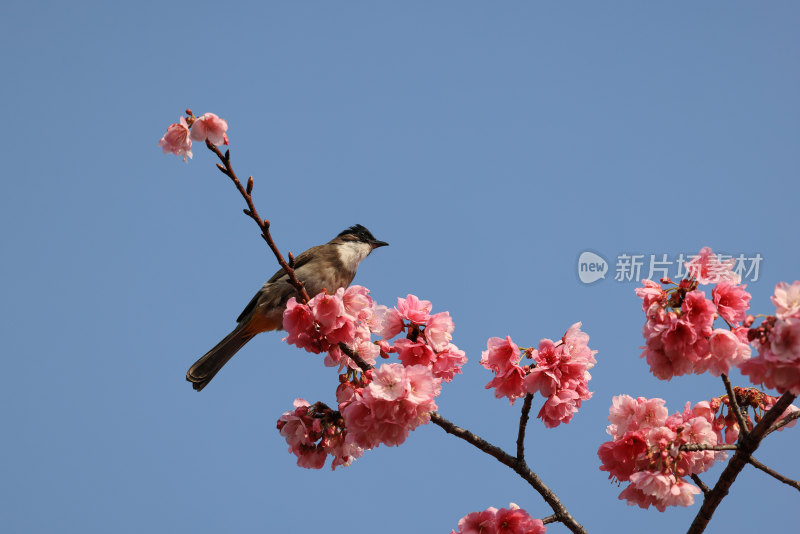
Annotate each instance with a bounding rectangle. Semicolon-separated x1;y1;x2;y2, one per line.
186;224;388;391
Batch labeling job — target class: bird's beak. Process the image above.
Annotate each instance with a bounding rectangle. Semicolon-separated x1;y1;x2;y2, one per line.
370;239;389;249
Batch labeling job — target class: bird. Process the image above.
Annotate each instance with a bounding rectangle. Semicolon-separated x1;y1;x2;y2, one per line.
186;224;388;391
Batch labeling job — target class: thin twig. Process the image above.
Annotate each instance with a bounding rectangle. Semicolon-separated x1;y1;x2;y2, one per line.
687;392;797;534
690;474;710;495
204;140;310;303
517;394;534;461
748;456;800;492
681;444;738;452
721;374;749;437
430;412;587;534
339;343;373;372
541;514;558;525
764;410;800;438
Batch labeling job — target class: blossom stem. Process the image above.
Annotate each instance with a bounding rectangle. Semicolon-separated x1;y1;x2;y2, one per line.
690;474;710;495
721;374;749;437
204;140;310;304
516;393;534;461
339;343;372;372
681;444;738;451
763;410;800;438
747;456;800;492
687;392;797;534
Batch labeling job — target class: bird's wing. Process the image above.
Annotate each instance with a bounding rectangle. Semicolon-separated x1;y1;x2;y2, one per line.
265;245;321;283
235;245;322;323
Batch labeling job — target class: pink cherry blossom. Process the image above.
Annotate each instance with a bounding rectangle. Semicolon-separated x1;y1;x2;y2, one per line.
598;430;647;481
635;279;667;311
770;317;800;360
406;363;442;404
772;281;800;319
452;505;546;534
481;336;521;375
396;294;432;324
367;363;410;401
158;117;193;161
283;298;320;353
394;338;435;368
537;388;581;427
277;399;363;470
495;506;546;534
697;328;751;376
485;366;527;403
684;247;739;285
741;318;800;395
681;290;716;338
455;509;499;534
712;281;751;325
662;478;702;508
431;343;468;382
425;311;454;351
483;324;596;424
189;112;229;145
340;363;441;450
599;396;720;511
373;306;404;339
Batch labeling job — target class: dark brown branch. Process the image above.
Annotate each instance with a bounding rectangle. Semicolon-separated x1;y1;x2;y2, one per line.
541;514;558;525
687;392;797;534
748;456;800;492
339;343;373;373
204;140;310;304
339;343;585;533
681;444;738;452
721;374;749;437
430;412;587;534
764;410;800;438
517;394;534;461
690;474;710;495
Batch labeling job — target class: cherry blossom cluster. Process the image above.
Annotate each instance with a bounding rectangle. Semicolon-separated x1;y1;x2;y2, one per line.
597;395;721;511
285;291;467;381
450;503;546;534
739;281;800;395
378;294;468;382
283;285;383;370
636;247;753;380
480;323;597;428
709;387;799;444
276;399;363;470
279;292;465;468
338;362;441;449
158;110;229;162
277;363;441;469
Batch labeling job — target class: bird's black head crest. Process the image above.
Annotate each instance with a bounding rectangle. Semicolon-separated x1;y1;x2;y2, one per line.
337;224;376;242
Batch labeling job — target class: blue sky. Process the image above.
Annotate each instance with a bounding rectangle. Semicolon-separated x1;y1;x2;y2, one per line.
2;2;798;533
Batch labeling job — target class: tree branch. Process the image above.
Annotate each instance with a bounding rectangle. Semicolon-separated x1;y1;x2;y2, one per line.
204;140;310;303
338;343;586;533
517;394;534;461
763;410;800;438
687;392;797;534
690;474;710;496
721;374;749;437
430;412;587;534
748;456;800;492
681;444;738;452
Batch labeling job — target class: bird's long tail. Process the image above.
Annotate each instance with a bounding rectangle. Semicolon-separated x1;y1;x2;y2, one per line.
186;325;255;391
